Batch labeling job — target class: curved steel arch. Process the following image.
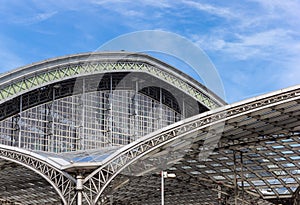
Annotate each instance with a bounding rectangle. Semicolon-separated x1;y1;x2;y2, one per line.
0;52;225;110
0;145;76;204
79;84;300;204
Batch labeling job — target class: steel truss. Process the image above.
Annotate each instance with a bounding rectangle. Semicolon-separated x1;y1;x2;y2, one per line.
76;85;300;204
0;146;76;204
0;53;223;110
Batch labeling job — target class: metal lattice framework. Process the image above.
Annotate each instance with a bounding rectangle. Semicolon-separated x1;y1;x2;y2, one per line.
73;84;300;204
0;145;76;204
0;52;224;109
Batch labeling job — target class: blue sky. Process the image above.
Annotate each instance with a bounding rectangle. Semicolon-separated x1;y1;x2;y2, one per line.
0;0;300;103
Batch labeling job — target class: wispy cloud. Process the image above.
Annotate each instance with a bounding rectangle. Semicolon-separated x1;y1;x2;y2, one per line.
194;29;296;60
182;0;300;102
90;0;172;9
0;1;58;25
244;0;300;32
181;0;237;19
249;0;300;17
88;0;172;19
187;0;300;63
11;11;57;25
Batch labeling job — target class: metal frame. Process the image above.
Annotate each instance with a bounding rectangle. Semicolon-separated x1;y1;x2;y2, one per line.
0;145;76;204
0;52;225;109
74;85;300;204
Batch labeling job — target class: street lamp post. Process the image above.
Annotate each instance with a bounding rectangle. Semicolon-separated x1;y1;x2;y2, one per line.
161;171;176;205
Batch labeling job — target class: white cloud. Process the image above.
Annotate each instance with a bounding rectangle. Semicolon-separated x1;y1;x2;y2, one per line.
247;0;300;29
186;0;300;102
0;1;58;25
88;0;173;19
189;0;299;60
181;0;237;19
91;0;172;8
194;28;299;64
249;0;300;16
11;11;57;25
35;11;57;22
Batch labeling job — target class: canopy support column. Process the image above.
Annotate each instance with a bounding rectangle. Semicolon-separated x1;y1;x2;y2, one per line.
76;175;84;205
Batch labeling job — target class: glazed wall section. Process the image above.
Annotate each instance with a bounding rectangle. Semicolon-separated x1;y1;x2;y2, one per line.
0;90;181;153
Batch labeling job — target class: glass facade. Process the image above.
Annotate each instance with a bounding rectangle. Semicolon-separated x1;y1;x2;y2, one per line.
0;90;182;153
